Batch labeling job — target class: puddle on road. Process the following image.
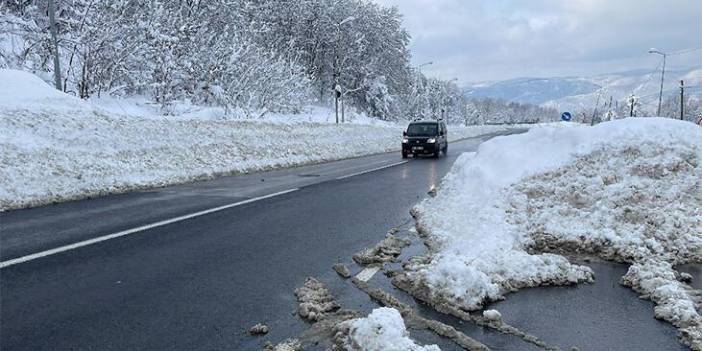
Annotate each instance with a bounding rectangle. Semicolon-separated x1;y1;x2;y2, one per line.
485;261;688;351
298;223;695;351
380;229;690;351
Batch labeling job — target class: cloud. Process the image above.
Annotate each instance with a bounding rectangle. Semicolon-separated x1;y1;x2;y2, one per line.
373;0;702;82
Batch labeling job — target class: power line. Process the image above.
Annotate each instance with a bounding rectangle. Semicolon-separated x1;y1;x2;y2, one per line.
669;46;702;56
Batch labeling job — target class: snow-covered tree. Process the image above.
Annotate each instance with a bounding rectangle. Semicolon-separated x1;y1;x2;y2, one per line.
0;0;561;122
626;94;640;117
660;94;702;122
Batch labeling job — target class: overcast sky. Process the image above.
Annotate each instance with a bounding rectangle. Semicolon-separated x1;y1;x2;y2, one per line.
373;0;702;83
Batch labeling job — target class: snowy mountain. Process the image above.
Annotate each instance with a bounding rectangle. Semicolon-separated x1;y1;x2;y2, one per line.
465;77;601;105
464;67;702;113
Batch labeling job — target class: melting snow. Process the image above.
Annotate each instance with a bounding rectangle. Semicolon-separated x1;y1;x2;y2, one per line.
404;118;702;349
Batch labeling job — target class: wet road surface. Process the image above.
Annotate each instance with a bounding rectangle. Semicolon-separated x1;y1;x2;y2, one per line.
1;132;513;350
484;261;688;351
1;129;696;351
337;227;693;351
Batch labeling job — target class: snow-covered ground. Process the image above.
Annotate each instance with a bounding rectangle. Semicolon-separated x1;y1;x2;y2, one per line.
0;69;519;211
403;118;702;349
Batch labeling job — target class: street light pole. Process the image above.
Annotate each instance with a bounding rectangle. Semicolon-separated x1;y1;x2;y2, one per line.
649;48;667;116
333;16;356;124
680;80;684;120
48;0;62;91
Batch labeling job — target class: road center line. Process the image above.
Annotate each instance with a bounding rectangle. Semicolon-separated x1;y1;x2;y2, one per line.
329;158;393;175
336;161;408;180
0;188;299;269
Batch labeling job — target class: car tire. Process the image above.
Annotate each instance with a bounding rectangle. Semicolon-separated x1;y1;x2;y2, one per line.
443;144;448;155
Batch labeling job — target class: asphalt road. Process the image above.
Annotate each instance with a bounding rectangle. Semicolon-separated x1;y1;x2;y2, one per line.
0;129;693;351
1;132;516;351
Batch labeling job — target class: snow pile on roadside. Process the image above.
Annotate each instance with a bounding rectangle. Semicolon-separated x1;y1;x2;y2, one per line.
0;69;82;109
0;69;513;210
404;118;702;348
341;307;440;351
515;136;701;264
508;120;702;348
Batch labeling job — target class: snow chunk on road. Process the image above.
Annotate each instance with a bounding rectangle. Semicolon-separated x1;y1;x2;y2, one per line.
482;309;502;322
404;118;702;349
342;307;440;351
295;277;341;322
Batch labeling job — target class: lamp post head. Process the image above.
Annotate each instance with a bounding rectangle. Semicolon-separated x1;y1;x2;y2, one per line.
417;61;433;69
649;48;665;55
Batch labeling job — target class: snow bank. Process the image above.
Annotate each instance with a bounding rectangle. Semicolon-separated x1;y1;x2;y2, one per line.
0;69;81;108
404;118;702;349
342;307;440;351
87;95;398;126
0;69;514;210
0;107;403;210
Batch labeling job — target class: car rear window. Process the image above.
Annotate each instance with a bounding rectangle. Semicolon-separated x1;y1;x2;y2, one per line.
407;123;438;136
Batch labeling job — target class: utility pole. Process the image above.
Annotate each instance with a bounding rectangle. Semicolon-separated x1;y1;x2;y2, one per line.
333;24;341;124
334;96;339;124
48;0;62;91
332;16;355;125
334;25;340;125
680;80;684;120
649;48;667;116
658;54;666;116
334;84;341;124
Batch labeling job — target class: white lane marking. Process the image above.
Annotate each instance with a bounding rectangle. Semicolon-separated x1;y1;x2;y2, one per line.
330;158;392;175
0;188;299;269
355;266;381;282
336;161;408;180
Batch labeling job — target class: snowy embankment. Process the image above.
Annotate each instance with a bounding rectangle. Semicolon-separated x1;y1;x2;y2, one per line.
403;118;702;349
0;69;512;211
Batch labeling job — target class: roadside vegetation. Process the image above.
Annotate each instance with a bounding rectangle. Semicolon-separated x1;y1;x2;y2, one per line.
0;0;557;123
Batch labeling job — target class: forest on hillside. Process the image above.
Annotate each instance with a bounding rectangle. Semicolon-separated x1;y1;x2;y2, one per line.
0;0;558;122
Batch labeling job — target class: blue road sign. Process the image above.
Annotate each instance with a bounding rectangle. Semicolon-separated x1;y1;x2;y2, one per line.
561;112;572;121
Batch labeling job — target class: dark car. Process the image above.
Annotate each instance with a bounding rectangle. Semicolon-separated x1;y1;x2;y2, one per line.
402;120;448;158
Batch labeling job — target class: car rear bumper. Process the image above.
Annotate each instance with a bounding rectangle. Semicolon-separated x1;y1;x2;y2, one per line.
403;143;440;154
